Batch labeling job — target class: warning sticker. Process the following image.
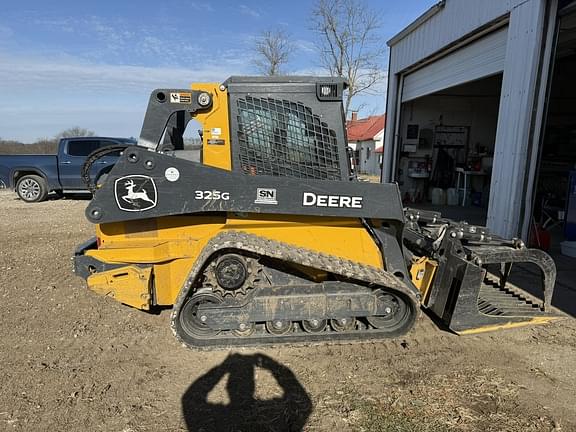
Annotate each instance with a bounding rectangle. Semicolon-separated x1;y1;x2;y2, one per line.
207;139;225;145
170;92;192;104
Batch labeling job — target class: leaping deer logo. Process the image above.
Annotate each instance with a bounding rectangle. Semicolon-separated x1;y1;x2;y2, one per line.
122;179;155;206
115;175;157;212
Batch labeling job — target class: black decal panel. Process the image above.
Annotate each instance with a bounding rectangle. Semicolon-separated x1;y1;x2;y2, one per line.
87;147;404;224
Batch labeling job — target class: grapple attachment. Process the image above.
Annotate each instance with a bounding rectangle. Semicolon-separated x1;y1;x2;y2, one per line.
404;209;561;334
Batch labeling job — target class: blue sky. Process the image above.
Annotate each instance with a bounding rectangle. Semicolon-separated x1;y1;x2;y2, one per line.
0;0;436;142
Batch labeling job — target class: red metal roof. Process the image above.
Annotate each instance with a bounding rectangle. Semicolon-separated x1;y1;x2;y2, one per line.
346;114;385;142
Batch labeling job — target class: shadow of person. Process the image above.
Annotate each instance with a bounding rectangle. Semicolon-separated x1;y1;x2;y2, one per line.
182;353;312;432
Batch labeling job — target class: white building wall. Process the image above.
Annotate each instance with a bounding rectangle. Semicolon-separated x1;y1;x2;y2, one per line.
358;141;380;176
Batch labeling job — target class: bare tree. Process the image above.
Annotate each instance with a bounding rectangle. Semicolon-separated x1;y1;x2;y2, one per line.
56;127;96;138
0;128;96;155
311;0;386;117
0;138;58;154
253;29;294;76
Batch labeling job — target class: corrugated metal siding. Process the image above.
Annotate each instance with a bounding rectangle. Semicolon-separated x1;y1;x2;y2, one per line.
402;27;508;102
487;0;548;238
389;0;524;74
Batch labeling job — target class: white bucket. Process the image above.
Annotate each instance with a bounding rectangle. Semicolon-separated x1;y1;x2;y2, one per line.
446;188;459;206
431;188;446;206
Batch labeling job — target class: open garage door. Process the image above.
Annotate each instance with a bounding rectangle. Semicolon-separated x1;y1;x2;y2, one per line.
402;27;508;102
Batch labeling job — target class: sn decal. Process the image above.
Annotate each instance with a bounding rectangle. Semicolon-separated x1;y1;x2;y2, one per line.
255;188;278;205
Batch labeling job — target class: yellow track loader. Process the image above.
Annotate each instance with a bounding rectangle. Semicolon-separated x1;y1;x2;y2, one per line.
73;77;559;349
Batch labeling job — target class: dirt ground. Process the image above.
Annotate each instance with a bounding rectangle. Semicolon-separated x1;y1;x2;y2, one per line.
0;190;575;432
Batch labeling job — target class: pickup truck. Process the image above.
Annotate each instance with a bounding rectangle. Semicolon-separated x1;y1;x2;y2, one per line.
0;136;136;202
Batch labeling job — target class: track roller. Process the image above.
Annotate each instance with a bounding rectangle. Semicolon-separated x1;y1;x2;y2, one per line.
331;317;356;332
302;319;328;333
266;320;293;335
232;322;256;337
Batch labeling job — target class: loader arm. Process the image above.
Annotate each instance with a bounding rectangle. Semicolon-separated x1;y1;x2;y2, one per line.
136;88;213;152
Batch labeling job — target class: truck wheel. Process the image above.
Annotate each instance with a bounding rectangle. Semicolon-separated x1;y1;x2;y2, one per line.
16;175;49;203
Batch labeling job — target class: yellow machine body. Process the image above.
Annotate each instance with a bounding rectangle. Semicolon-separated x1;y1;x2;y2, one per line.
87;215;385;308
86;265;153;310
409;256;437;304
191;83;232;171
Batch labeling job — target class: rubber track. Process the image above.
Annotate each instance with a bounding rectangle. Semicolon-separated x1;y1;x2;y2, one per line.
170;231;421;351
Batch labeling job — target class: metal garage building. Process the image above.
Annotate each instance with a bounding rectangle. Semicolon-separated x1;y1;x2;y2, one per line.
383;0;576;243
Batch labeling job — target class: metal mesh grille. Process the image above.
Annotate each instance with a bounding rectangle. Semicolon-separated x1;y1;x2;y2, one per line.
236;96;341;180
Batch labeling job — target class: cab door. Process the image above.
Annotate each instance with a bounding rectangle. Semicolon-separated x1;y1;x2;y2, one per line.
58;139;100;189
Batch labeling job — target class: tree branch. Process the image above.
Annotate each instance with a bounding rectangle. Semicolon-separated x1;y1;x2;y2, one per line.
310;0;386;118
253;29;295;76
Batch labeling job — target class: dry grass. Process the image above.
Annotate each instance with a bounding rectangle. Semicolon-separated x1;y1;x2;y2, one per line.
353;399;451;432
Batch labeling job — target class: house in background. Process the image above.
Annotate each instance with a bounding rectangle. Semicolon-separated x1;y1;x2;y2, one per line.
346;113;385;176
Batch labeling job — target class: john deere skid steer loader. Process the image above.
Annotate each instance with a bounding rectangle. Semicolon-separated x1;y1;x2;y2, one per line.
73;76;559;349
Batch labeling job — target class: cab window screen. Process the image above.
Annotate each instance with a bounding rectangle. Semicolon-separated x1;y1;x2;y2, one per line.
236;96;341;180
